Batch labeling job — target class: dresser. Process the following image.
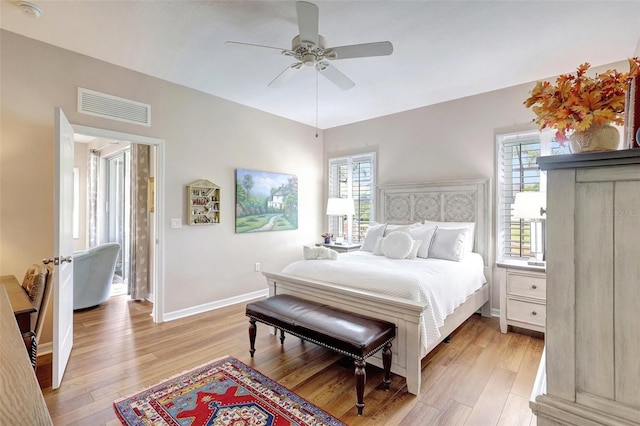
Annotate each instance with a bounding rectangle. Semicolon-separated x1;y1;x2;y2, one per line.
532;150;640;425
497;262;546;334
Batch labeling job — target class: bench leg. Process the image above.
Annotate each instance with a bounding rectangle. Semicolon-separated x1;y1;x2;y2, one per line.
249;319;256;357
382;342;392;390
355;359;366;416
280;329;285;344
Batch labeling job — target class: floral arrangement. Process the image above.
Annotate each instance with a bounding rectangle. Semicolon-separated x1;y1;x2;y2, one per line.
524;58;640;140
321;232;333;239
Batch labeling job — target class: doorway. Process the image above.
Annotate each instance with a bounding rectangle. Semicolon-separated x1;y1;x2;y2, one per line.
72;124;165;322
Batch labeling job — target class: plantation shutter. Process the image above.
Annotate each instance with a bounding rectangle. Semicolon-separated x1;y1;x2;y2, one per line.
499;136;542;259
328;152;376;242
497;130;568;260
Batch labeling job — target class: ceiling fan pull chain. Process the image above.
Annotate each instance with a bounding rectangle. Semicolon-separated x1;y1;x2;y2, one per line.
315;68;319;138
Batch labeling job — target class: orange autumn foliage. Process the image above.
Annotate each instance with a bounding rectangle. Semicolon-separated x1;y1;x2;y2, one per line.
524;58;640;138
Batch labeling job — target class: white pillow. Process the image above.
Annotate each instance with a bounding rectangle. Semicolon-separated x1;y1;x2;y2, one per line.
372;236;385;256
428;227;468;261
382;231;413;259
423;220;475;253
405;239;422;260
303;245;338;260
409;225;437;259
360;222;387;252
384;224;411;236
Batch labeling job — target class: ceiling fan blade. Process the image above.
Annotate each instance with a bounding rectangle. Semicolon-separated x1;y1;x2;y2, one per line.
268;63;303;88
225;41;288;53
325;41;393;60
316;62;355;90
296;1;319;45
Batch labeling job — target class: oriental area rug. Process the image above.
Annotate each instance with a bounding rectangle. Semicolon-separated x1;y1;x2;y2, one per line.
114;356;346;426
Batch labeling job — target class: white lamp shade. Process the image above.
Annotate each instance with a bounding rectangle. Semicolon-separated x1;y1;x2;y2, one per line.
512;192;546;220
326;198;355;216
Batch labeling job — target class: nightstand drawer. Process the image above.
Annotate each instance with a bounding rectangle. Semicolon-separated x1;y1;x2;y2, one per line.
507;273;546;300
507;299;546;327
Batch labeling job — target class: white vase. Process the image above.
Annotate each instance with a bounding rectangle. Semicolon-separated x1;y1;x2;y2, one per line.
569;124;620;153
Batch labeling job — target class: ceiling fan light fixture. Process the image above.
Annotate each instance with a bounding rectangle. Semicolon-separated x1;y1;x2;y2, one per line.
302;53;316;66
18;1;43;18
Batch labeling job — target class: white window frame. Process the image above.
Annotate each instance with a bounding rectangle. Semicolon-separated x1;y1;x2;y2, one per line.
328;152;376;243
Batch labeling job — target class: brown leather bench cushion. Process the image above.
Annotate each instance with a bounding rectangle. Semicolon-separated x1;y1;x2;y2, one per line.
246;294;396;359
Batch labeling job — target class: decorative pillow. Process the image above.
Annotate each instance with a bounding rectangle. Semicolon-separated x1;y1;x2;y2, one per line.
423;220;475;253
373;236;385;256
405;239;423;260
384;224;411;236
409;225;438;258
360;222;387;252
21;264;47;304
382;231;413;259
303;245;338;260
428;228;468;261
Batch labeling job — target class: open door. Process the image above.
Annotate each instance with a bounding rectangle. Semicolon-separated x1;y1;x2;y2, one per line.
52;107;75;389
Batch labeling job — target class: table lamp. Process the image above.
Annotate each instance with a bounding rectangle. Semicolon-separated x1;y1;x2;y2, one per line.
326;198;355;244
512;192;547;266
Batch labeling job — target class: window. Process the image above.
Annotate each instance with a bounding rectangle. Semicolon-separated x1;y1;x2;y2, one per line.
106;149;130;283
328;152;376;243
73;167;80;239
496;130;569;261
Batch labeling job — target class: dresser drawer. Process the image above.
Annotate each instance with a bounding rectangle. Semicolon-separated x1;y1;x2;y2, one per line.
507;272;546;300
507;298;546;327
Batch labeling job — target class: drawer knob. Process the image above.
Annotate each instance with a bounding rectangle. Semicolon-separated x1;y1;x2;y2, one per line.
531;284;537;289
532;311;537;316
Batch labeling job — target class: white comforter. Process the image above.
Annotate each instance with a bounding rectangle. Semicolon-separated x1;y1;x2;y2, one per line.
281;251;486;355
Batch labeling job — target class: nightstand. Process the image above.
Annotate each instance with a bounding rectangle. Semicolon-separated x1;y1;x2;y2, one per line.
321;242;362;253
497;261;546;334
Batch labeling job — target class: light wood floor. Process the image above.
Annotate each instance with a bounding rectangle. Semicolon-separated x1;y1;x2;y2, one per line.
37;295;544;425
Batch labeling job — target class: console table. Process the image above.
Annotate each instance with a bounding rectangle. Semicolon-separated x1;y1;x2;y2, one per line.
0;285;52;424
0;275;35;334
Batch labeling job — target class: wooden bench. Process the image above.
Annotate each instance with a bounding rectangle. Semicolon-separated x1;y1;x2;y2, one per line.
246;294;396;415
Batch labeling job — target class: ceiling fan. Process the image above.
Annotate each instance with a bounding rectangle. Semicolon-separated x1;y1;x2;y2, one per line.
226;1;393;90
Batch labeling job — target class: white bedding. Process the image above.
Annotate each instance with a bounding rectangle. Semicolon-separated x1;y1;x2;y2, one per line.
281;251;487;356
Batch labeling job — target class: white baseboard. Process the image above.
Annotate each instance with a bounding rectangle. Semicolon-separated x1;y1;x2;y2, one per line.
491;308;500;318
38;342;52;356
162;289;268;322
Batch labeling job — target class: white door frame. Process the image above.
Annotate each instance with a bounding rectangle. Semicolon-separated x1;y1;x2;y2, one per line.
73;124;165;322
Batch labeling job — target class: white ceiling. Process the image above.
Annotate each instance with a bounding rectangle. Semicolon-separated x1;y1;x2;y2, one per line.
2;1;639;129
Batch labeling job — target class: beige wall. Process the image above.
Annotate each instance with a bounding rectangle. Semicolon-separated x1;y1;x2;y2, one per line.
0;31;324;344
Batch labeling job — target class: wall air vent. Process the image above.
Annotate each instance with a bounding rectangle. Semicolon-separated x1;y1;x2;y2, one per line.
78;87;151;127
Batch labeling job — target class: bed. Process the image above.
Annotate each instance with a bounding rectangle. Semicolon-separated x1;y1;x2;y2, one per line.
262;179;493;395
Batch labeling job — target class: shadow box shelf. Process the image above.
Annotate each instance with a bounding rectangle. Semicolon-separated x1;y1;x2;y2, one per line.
187;179;220;225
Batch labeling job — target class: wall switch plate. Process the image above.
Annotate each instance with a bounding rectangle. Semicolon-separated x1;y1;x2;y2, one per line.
254;262;260;272
170;218;182;229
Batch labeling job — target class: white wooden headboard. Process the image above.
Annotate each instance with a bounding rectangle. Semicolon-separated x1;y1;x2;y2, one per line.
377;179;493;270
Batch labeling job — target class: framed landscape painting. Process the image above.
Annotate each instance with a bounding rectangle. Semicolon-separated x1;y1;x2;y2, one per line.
235;169;298;233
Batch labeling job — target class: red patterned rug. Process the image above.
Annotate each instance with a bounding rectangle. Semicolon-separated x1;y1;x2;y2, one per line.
114;356;345;426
